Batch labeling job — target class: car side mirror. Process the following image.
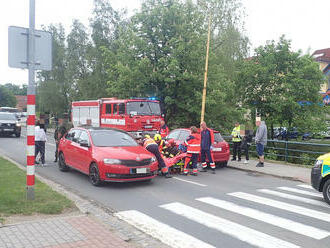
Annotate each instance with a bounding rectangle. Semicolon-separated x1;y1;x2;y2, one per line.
80;141;90;147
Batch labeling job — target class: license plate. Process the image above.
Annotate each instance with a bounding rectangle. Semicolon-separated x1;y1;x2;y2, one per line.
136;168;147;174
3;129;14;131
144;125;152;129
213;147;222;152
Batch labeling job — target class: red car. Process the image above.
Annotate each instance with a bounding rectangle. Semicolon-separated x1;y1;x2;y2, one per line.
58;127;158;186
166;128;230;167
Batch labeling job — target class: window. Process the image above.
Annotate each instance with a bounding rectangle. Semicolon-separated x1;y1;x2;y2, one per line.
113;104;118;115
167;130;181;140
118;103;125;114
79;131;90;144
214;133;224;142
90;130;137;147
105;104;112;114
66;129;82;143
178;130;190;141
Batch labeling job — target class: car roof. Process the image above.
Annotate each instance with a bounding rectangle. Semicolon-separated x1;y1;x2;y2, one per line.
74;126;130;134
171;128;219;133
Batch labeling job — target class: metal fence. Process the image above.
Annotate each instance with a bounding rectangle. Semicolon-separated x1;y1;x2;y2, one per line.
223;136;330;166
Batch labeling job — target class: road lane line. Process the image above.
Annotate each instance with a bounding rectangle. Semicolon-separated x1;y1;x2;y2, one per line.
229;192;330;222
277;187;322;198
172;177;207;187
297;184;313;189
115;210;214;248
160;202;300;248
258;189;328;208
197;197;329;240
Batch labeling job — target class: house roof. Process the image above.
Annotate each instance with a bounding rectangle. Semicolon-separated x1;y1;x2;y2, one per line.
312;48;330;63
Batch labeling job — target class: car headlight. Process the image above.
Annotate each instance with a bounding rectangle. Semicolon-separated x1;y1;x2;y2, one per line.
314;160;323;169
151;157;156;162
103;158;121;164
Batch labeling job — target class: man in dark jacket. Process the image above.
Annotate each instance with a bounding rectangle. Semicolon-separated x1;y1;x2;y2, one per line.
200;121;216;174
54;117;71;162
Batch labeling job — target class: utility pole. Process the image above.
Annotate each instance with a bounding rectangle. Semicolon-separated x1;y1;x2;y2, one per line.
200;14;212;123
26;0;36;200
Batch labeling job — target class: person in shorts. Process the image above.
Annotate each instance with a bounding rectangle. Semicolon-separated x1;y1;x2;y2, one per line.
255;118;267;167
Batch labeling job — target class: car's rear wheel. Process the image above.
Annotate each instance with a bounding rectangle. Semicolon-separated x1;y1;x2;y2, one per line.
322;179;330;205
89;163;102;186
15;132;21;138
58;152;70;172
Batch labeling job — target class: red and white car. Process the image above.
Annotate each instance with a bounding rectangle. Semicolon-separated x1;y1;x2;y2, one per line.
58;127;158;185
166;128;230;167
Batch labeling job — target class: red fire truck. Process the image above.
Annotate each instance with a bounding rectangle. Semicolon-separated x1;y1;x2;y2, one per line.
71;98;164;138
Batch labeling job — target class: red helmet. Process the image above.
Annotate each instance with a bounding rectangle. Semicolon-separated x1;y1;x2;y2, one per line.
168;139;175;146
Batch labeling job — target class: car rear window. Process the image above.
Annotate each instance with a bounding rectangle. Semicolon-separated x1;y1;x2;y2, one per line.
214;132;224;142
91;130;138;147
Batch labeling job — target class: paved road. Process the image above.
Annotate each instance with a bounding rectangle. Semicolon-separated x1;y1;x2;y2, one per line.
1;130;330;248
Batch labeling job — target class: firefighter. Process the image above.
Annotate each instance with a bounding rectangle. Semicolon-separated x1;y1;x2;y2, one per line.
231;122;242;161
154;133;165;153
162;139;180;158
159;120;169;138
200;121;216;174
183;126;200;176
143;135;172;178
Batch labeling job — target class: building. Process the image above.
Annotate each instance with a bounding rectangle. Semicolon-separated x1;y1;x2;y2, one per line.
15;95;27;112
312;48;330;105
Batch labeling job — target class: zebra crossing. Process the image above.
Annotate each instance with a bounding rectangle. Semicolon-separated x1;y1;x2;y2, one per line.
115;184;330;248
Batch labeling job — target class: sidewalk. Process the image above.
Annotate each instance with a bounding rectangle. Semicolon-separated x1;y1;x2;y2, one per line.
227;159;311;184
0;215;132;248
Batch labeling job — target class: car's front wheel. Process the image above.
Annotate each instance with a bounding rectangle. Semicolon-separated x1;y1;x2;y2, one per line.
322;179;330;205
58;152;70;172
89;163;102;186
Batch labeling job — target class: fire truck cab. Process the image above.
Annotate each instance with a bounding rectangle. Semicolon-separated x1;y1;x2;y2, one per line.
72;98;164;138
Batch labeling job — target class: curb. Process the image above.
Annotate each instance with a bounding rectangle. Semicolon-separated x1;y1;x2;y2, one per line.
0;151;170;248
227;164;309;183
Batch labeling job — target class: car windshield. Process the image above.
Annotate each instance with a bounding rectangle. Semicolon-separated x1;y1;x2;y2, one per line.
0;113;17;120
126;101;161;116
214;132;224;142
90;130;138;147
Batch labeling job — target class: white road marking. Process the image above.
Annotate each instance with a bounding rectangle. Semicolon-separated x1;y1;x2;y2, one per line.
172;177;207;187
115;210;215;248
161;202;300;248
47;143;56;147
297;184;313;190
258;189;328;208
277;187;322;198
229;192;330;222
197;197;329;240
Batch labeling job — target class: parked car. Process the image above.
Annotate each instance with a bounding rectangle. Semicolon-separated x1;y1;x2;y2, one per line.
58;127;158;186
0;112;21;137
311;153;330;205
166;128;230;167
274;127;298;140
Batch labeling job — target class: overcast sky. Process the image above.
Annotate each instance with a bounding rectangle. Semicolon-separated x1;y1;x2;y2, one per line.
0;0;329;85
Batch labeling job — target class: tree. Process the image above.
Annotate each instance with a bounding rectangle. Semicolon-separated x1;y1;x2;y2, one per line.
0;86;17;107
2;83;27;96
103;0;248;131
237;36;325;136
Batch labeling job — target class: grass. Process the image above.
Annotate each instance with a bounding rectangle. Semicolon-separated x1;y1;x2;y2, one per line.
0;157;74;222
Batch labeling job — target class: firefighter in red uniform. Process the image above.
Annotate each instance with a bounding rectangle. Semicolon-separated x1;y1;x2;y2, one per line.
154;134;165;153
200;121;216;174
159;120;169;138
183;126;200;176
143;135;172;178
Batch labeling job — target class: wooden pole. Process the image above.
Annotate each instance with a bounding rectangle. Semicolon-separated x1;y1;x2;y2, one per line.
200;14;211;123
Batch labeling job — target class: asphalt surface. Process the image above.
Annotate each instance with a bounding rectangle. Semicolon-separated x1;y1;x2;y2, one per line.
1;129;329;248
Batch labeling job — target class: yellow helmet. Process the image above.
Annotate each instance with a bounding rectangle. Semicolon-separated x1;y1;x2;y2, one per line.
144;134;151;139
154;134;162;142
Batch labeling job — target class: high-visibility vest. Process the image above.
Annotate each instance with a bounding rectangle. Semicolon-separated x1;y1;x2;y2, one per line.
143;138;157;148
231;126;241;142
185;133;201;154
159;125;169;138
